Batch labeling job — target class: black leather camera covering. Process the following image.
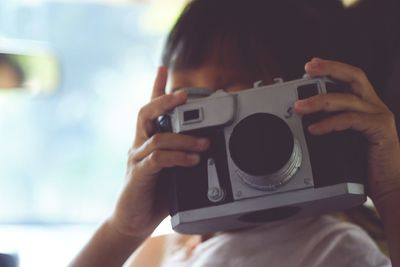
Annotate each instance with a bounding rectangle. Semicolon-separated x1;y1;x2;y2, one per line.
158;117;234;215
299;82;367;188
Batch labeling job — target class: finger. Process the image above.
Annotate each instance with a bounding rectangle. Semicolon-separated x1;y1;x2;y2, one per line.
294;93;382;115
306;111;388;140
133;133;210;162
136;90;187;143
138;150;201;176
140;90;187;122
151;66;168;100
304;58;381;103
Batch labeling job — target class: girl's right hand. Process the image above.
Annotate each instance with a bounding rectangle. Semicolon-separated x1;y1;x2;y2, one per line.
108;66;210;239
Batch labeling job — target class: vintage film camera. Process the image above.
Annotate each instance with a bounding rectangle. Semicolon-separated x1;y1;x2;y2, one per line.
158;76;367;234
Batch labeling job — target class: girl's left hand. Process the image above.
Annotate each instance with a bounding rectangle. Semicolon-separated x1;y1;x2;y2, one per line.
294;58;400;204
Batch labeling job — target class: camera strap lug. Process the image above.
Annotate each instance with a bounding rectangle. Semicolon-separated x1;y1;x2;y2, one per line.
253;80;263;87
207;158;225;203
273;77;284;83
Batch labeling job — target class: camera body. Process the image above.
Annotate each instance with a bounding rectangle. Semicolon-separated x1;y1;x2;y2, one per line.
158;76;367;234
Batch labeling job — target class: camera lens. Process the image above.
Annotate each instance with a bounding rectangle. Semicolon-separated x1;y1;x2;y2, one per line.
229;113;294;176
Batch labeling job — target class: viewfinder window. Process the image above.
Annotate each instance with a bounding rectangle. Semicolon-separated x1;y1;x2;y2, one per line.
184;109;200;122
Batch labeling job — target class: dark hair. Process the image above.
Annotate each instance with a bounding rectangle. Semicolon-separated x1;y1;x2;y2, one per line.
162;0;349;83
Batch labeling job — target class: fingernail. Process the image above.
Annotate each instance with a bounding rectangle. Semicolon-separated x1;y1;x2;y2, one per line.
311;57;323;62
308;124;318;132
197;138;210;149
295;99;307;108
187;153;200;163
158;65;166;73
305;61;319;70
174;90;186;98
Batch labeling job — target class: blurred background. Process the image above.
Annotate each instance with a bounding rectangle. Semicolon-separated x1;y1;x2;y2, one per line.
0;0;399;266
0;0;187;266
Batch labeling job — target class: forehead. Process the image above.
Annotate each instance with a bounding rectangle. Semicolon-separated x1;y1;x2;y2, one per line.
167;37;277;93
168;63;250;92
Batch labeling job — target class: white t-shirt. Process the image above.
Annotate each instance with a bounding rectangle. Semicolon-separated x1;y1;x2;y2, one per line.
161;215;390;267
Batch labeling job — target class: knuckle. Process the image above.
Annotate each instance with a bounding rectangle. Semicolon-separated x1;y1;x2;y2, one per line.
150;133;163;149
387;110;395;120
127;147;137;160
345;93;356;100
127;153;136;167
348;112;359;122
127;147;140;164
384;110;396;125
137;105;148;119
346;94;359;106
353;67;367;80
127;146;135;157
148;151;162;166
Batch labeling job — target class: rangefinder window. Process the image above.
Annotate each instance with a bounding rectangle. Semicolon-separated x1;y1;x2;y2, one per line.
297;83;319;100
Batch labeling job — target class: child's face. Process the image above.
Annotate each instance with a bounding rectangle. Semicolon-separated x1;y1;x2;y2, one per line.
168;62;255;94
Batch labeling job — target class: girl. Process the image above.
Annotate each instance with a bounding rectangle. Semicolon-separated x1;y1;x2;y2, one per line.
70;1;400;266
